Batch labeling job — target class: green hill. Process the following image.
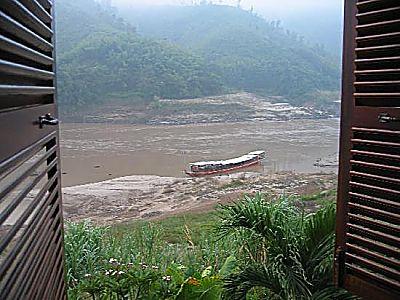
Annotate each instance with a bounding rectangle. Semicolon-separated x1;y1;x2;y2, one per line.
56;0;225;112
55;0;134;55
120;4;341;104
56;1;340;113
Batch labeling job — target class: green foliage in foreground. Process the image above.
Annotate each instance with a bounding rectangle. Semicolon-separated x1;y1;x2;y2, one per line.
65;194;355;299
65;214;230;299
216;194;355;299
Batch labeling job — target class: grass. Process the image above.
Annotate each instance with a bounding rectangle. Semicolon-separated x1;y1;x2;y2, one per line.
65;211;232;299
112;212;219;244
219;179;246;190
300;189;336;204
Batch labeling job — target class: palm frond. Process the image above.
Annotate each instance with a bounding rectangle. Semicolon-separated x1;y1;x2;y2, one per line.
223;261;314;300
223;264;284;300
304;233;335;288
216;194;300;241
302;202;336;253
311;286;360;300
216;195;355;299
300;203;336;289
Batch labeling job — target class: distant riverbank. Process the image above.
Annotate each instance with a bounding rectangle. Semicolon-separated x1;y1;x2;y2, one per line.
60;92;340;125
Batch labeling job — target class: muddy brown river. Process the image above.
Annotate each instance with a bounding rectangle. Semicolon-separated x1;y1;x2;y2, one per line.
60;119;340;187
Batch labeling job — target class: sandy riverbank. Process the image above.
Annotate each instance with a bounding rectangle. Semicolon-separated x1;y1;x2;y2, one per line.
62;172;337;225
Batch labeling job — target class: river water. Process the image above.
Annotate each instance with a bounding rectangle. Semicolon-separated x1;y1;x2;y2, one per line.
60;119;340;187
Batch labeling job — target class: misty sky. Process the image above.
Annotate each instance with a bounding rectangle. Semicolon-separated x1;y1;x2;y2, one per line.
110;0;344;52
111;0;342;18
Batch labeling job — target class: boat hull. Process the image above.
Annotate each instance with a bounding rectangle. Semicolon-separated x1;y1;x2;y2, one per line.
185;159;261;177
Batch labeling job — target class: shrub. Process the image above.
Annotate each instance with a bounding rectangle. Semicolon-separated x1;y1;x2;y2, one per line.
216;193;356;299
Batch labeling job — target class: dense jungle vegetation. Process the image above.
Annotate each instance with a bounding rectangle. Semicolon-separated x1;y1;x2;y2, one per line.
56;0;340;113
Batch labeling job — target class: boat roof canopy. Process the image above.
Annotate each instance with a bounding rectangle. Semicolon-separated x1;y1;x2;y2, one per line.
248;150;265;156
189;151;265;167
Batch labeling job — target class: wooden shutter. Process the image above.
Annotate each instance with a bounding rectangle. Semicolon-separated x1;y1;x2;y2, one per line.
335;0;400;299
0;0;66;299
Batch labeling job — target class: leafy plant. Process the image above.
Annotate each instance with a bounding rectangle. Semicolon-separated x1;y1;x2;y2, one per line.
216;194;356;300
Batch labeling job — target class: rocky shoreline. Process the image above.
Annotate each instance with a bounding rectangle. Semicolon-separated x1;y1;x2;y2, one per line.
61;92;340;125
62;172;337;225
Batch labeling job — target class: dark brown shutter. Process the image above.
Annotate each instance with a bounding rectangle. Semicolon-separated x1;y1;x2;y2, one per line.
336;0;400;299
0;0;66;299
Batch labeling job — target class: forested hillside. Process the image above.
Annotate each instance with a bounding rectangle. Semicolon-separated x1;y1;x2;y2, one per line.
56;0;225;112
120;4;341;103
56;0;340;113
55;0;134;55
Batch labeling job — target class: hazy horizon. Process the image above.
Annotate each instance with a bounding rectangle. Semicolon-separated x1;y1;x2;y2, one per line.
106;0;344;52
109;0;343;18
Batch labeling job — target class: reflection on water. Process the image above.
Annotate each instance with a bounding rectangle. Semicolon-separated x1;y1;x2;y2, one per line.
60;119;339;187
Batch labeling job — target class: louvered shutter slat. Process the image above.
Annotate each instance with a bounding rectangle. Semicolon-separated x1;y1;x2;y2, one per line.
336;1;400;299
0;0;66;298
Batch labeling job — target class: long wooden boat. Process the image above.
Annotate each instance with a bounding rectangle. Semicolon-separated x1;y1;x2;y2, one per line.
185;151;266;177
